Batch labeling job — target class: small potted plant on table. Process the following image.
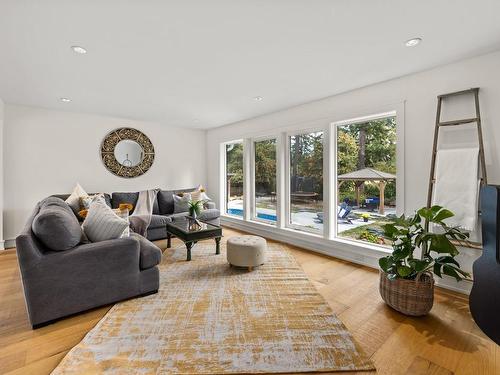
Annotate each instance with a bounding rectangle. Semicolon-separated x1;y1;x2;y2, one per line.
379;205;470;316
188;200;204;219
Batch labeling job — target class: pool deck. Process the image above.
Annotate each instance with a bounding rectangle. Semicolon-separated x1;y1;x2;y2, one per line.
227;200;393;233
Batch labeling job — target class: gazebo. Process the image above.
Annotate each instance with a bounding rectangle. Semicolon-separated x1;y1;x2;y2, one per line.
337;167;396;214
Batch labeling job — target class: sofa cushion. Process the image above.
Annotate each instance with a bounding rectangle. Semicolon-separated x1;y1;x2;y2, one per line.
32;198;83;251
131;233;162;270
112;192;159;214
163;209;220;224
173;193;191;213
82;199;129;242
165;212;190;222
149;214;170;229
157;188;198;215
198;208;221;222
157;190;175;215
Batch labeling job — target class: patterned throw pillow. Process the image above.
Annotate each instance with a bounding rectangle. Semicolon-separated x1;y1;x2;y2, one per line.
65;183;89;213
82;199;129;242
173;193;191;213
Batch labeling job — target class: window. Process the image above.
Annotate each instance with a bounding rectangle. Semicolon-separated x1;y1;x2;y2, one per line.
225;141;244;217
289;131;324;233
253;139;277;223
335;115;396;246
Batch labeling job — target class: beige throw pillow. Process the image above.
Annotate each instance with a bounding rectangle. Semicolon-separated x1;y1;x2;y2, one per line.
190;185;211;202
65;183;89;213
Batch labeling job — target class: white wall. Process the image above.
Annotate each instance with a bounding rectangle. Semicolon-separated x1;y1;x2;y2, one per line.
3;105;207;244
0;98;4;249
206;50;500;293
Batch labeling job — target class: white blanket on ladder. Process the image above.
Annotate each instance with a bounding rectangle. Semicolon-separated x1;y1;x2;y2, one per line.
432;147;479;231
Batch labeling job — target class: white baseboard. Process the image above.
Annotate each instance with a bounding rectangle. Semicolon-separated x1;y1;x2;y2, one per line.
221;216;472;295
4;239;15;249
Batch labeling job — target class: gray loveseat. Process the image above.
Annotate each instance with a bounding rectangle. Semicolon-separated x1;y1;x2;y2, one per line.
16;197;162;328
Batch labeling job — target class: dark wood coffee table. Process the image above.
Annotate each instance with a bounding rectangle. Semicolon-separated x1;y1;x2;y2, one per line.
166;218;222;261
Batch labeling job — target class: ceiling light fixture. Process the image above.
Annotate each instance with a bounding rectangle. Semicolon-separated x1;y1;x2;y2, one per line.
71;45;87;54
405;37;422;47
60;97;71;103
254;96;263;101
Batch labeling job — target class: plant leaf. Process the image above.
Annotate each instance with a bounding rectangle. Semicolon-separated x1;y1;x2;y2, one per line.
397;265;412;277
417;207;432;220
442;265;462;282
409;259;431;272
433;208;454;223
379;257;392;272
435;256;460;267
429;235;459;255
433;263;442;278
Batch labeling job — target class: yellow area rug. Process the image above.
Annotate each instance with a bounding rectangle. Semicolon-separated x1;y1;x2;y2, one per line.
52;242;374;374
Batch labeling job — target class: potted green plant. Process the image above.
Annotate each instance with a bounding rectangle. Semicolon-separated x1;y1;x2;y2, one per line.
378;205;470;316
188;200;204;218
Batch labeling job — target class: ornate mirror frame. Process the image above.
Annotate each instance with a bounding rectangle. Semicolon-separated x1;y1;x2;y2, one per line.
100;127;155;178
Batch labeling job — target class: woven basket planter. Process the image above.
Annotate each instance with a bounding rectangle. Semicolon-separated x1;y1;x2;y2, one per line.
379;271;434;316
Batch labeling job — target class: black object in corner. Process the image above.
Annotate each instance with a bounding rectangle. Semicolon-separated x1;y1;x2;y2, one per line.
469;185;500;344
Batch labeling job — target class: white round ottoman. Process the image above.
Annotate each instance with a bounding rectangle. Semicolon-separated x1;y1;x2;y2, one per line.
227;235;267;271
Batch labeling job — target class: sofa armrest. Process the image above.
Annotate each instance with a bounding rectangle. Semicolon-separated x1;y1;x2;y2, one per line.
19;236;143;326
42;237;141;275
21;237;141;304
204;201;216;210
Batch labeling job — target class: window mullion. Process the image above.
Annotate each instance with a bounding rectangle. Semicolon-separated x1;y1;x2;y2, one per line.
243;138;252;222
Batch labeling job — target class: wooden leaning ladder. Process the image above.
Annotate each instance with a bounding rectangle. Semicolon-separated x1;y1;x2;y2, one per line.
426;88;487;247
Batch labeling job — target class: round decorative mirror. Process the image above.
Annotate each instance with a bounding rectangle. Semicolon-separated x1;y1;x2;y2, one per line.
101;128;154;178
114;139;144;167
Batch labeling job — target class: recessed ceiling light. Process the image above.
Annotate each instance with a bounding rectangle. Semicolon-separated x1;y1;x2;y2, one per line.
405;38;422;47
60;97;71;103
71;45;87;54
254;96;263;101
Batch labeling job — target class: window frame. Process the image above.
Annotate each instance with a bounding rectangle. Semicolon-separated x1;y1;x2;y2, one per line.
331;110;400;244
250;135;279;226
285;127;327;236
221;139;245;219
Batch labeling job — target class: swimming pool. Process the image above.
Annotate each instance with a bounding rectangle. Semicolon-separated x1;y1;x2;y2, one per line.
227;208;277;222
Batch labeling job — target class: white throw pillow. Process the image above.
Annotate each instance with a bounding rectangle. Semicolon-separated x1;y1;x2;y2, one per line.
113;208;130;238
80;193;105;210
82;198;129;242
65;183;89;212
173;193;191;213
190;185;212;202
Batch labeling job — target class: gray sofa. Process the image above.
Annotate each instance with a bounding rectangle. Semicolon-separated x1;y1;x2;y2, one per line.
16;197;162;328
53;187;221;241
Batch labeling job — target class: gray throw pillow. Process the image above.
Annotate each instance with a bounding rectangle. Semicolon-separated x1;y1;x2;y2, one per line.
32;204;83;251
82;199;129;242
173;193;191;213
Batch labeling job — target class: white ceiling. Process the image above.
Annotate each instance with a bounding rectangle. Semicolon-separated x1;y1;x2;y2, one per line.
1;0;500;129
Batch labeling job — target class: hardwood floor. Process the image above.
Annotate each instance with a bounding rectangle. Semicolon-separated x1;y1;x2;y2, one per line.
0;227;498;374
